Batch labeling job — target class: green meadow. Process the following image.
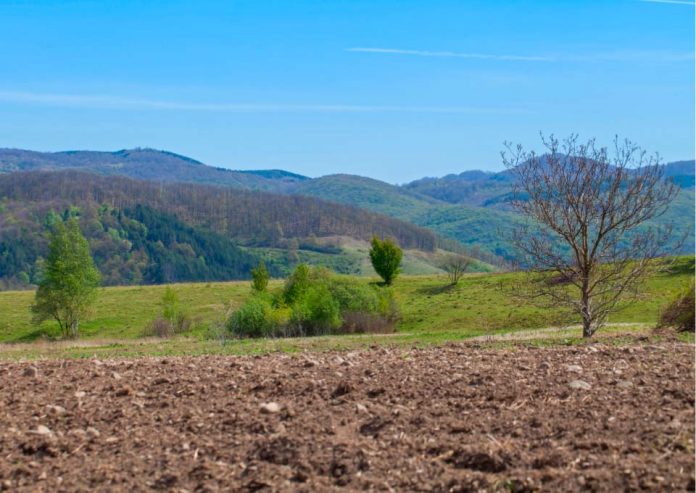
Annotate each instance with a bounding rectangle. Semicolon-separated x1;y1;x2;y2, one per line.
0;256;692;359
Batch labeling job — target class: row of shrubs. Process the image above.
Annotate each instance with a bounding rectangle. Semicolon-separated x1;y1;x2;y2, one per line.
227;264;398;338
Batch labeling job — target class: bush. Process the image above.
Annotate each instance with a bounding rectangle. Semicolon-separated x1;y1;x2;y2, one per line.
148;317;175;338
289;284;342;336
251;261;269;292
226;294;277;338
226;265;399;339
658;285;695;332
282;263;312;304
146;287;192;338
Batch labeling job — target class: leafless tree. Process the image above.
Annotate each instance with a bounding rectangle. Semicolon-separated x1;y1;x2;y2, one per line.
441;254;472;285
502;134;680;338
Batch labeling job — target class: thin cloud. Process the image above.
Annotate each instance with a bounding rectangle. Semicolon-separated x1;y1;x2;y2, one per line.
346;47;553;62
0;90;527;115
638;0;695;5
348;47;694;63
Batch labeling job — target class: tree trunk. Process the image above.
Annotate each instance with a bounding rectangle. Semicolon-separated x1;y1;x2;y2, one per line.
581;279;593;338
582;315;593;338
70;319;79;339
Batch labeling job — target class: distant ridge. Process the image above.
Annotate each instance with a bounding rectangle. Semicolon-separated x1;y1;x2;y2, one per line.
0;147;307;191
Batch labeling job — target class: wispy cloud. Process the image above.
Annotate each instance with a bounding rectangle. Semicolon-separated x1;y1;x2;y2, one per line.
0;90;526;115
638;0;695;6
347;47;694;63
346;47;553;62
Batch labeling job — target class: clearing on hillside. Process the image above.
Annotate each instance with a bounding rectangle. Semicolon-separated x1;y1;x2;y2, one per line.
0;341;693;492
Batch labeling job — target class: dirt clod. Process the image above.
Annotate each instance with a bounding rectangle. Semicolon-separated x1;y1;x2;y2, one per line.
0;342;692;492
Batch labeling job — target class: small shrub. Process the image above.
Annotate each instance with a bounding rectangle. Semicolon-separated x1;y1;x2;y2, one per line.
282;263;311;304
251;261;270;292
226;294;276;338
175;312;193;333
341;311;396;334
146;287;193;338
148;317;175;338
658;285;695;332
289;285;342;336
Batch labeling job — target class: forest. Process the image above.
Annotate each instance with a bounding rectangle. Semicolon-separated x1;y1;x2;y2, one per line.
0;170;440;288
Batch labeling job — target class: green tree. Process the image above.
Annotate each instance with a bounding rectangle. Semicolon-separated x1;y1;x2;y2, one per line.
283;263;311;304
32;217;101;338
369;236;403;286
251;260;269;292
161;286;180;323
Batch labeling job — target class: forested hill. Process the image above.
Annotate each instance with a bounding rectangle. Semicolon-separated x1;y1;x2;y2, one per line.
0;148;308;191
1;148;691;266
0;170;437;250
0;170;443;288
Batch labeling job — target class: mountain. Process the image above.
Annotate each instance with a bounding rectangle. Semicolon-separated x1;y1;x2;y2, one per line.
0;148;308;192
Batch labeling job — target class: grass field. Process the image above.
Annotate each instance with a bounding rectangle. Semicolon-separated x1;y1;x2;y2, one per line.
0;256;692;359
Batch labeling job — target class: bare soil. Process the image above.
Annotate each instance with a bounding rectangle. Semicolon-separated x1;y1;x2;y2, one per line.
0;342;693;492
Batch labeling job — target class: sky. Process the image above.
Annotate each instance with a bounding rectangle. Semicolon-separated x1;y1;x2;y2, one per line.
0;0;693;183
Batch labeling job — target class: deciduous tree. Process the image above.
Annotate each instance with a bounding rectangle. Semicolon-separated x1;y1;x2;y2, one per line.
32;217;101;338
502;135;679;337
441;254;472;285
369;236;403;286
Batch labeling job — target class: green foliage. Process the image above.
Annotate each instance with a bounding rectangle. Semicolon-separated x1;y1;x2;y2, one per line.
251;261;270;292
226;293;277;338
282;263;312;304
228;264;398;339
1;257;691;346
161;287;180;323
658;284;695;332
0;202;282;288
31;217;101;338
289;284;342;336
369;236;403;285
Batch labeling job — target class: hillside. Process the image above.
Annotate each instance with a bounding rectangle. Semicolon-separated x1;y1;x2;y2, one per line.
0;148;307;192
292;174;443;222
0;171;447;288
1;148;692;265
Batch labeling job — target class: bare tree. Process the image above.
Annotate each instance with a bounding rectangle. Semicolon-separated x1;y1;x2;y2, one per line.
502;134;680;338
441;254;472;285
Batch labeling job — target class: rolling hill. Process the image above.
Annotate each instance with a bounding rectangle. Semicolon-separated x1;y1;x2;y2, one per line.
0;170;460;289
0;148;307;192
0;148;692;268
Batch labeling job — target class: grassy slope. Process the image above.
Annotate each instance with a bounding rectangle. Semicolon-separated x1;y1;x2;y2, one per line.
1;257;691;347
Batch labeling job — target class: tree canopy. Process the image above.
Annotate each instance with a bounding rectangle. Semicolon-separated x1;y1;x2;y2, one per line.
32;217;101;338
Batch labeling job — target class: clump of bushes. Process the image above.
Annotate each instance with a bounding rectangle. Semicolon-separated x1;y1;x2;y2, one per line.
658;285;695;333
226;264;398;338
146;287;192;337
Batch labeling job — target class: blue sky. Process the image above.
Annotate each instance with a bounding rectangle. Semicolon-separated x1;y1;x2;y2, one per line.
0;0;693;182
